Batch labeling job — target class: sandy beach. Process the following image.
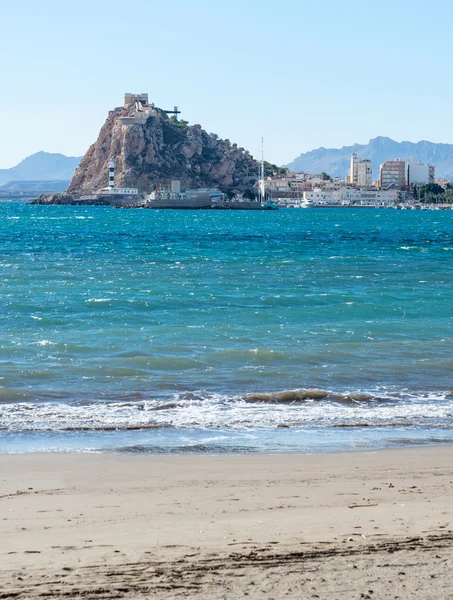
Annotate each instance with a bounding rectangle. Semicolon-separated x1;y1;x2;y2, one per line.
1;446;452;598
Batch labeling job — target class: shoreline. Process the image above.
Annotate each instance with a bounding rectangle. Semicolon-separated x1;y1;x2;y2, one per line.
2;424;453;456
1;438;453;456
2;446;452;598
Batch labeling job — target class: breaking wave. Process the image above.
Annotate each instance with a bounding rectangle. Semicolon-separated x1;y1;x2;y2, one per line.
1;387;452;432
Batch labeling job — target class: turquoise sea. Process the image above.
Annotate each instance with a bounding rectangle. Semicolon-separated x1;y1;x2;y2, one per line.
1;202;453;454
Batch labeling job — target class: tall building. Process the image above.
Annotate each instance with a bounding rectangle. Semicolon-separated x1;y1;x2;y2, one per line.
357;160;373;187
379;159;406;190
348;153;357;184
348;153;372;187
407;159;431;186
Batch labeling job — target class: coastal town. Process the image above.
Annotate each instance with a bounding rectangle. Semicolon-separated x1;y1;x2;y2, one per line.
265;154;453;209
91;149;453;210
11;92;453;210
5;0;453;597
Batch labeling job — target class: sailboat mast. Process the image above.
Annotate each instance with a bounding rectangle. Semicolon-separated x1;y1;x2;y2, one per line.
260;137;265;203
261;137;264;178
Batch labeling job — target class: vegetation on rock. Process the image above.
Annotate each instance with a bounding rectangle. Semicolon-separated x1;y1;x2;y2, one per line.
68;106;261;195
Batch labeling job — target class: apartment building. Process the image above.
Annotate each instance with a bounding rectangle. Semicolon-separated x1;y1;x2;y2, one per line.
348;153;373;187
379;159;406;190
407;159;432;186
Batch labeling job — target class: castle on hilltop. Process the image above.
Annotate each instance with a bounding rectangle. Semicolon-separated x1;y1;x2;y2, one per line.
113;93;181;126
124;93;150;107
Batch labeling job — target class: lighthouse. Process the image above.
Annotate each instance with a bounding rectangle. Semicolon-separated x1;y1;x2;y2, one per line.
96;156;139;197
108;159;115;189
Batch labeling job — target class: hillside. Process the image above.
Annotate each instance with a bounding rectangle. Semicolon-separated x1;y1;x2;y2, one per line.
286;137;453;179
0;152;81;186
67;100;261;195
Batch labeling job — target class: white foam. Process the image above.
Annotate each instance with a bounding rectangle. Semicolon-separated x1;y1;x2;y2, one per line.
1;390;452;432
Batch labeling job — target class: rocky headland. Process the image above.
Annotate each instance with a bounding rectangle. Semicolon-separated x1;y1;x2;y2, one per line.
33;98;273;204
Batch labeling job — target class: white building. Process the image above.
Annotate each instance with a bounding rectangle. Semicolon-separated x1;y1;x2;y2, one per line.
98;187;139;195
348;153;373;187
302;189;339;206
406;159;430;186
336;189;398;206
302;188;398;207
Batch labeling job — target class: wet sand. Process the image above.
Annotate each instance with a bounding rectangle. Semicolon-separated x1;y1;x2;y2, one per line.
1;446;452;598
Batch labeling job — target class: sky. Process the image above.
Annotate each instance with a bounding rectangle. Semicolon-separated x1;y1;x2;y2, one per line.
2;0;453;168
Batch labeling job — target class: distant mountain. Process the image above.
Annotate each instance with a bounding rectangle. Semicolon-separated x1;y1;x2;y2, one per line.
286;137;453;180
0;180;70;202
0;152;81;186
0;180;69;192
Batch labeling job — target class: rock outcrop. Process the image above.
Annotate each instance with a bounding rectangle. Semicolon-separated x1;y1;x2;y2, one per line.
31;193;118;206
65;104;260;196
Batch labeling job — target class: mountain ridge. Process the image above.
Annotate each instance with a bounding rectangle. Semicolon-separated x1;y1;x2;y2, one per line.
0;152;82;186
286;137;453;179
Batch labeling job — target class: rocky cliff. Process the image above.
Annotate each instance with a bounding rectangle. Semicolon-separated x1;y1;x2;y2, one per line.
65;104;260;196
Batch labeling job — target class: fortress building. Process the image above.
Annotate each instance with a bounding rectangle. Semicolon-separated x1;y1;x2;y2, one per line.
118;93;181;126
124;93;149;107
119;93;157;126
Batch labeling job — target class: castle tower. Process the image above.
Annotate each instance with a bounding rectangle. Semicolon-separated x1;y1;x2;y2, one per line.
108;159;115;189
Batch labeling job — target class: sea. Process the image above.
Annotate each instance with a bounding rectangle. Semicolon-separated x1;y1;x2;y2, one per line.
1;202;453;454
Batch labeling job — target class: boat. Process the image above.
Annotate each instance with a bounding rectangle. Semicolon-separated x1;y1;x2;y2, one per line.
144;183;223;209
211;199;268;210
262;198;278;210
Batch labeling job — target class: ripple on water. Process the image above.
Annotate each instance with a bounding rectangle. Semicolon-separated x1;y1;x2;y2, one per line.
2;204;453;452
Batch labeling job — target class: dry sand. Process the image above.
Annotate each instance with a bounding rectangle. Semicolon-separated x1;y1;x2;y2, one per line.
0;446;452;599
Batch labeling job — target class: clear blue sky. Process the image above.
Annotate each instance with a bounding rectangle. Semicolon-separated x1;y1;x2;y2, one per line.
2;0;453;167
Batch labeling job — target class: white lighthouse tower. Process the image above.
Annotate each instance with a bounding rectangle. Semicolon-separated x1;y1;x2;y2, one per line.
96;157;139;197
108;158;115;189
